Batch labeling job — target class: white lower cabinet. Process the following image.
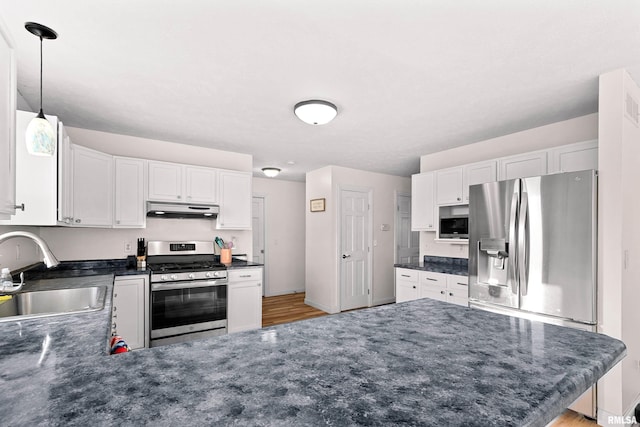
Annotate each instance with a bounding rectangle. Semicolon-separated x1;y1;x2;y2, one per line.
395;268;468;306
112;275;149;350
227;268;263;333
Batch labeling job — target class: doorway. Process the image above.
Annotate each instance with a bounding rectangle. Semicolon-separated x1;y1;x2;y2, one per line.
395;192;419;264
252;195;265;295
339;187;372;311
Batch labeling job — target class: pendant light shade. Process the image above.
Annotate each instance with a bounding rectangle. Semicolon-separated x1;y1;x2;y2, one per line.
24;22;58;156
294;100;337;125
25;110;55;156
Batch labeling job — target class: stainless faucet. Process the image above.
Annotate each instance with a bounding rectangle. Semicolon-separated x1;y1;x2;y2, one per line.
0;231;60;268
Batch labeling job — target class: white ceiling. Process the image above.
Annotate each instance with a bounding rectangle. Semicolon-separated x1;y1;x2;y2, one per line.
2;1;640;181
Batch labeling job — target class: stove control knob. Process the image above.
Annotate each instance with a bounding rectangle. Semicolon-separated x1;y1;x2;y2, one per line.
161;275;167;281
188;273;195;279
170;274;178;280
205;272;212;278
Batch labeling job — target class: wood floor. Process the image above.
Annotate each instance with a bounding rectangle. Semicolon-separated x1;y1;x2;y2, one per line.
261;293;599;427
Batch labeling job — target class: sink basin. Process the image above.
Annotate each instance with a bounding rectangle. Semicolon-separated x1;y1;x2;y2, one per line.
0;286;107;322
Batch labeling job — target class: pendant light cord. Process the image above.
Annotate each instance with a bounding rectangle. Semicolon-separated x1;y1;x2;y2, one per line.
39;36;43;112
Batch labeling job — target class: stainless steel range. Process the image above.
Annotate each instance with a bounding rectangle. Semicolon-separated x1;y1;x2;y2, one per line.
147;241;227;347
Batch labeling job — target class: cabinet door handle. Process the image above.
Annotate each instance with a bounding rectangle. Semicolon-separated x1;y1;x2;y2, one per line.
412;286;416;289
449;293;454;297
116;220;121;224
113;306;117;312
257;283;261;287
75;218;81;223
428;224;433;227
440;290;445;295
14;203;25;211
456;197;461;201
177;195;181;199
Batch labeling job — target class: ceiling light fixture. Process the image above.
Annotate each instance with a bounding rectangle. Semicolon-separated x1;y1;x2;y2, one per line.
262;167;281;178
294;100;337;125
24;22;58;156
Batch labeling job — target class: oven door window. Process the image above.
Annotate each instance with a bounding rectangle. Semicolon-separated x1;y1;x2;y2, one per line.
152;285;227;331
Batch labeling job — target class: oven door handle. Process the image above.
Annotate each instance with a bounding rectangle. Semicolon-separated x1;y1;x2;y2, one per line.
151;280;228;291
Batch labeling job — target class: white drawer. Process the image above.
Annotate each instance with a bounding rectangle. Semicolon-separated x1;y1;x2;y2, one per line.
228;268;263;282
395;268;418;282
447;274;468;292
419;271;447;288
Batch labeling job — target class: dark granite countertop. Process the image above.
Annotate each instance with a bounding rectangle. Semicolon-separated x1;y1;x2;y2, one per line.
16;257;263;281
395;255;468;276
0;294;625;426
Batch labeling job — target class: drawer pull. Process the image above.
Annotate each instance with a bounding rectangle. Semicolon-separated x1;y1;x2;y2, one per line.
401;274;411;278
457;283;466;286
426;278;437;282
240;274;251;278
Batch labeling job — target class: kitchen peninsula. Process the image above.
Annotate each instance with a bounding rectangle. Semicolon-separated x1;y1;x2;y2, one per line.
0;276;625;426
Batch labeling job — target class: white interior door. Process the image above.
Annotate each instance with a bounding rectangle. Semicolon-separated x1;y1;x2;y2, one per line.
396;193;419;264
340;189;370;311
252;196;265;295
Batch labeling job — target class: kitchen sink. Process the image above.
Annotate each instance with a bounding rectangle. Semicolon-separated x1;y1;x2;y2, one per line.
0;286;107;322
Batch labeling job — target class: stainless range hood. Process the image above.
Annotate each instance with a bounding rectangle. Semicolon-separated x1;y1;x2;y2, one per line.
146;202;219;219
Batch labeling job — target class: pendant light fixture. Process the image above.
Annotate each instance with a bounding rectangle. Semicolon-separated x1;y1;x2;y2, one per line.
24;22;58;156
294;100;337;125
261;167;281;178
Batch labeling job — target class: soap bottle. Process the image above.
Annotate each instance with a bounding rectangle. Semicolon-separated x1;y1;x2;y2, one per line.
0;268;13;291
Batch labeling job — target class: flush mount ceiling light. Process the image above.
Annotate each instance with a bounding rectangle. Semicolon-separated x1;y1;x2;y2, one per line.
24;22;58;156
262;167;281;178
294;100;337;125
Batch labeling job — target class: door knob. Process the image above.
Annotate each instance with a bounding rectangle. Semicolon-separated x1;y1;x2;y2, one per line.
342;254;351;259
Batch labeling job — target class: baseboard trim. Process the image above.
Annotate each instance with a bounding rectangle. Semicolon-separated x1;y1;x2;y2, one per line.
264;289;305;297
304;298;339;314
373;297;396;306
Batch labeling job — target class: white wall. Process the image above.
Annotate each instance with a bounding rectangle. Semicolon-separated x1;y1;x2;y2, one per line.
0;225;43;271
305;166;411;313
253;177;305;296
65;126;252;172
418;113;599;259
596;69;640;425
38;218;250;261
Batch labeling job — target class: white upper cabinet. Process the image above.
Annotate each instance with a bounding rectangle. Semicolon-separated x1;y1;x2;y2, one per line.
463;160;497;202
498;151;547;180
548;140;598;174
114;157;146;228
185;166;218;204
411;173;435;231
148;161;218;204
435;167;464;205
217;170;251;230
0;18;16;219
148;161;183;202
72;145;113;227
0;111;58;225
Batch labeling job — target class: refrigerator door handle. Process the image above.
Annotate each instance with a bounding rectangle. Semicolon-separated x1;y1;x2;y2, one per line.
518;191;529;296
508;187;519;295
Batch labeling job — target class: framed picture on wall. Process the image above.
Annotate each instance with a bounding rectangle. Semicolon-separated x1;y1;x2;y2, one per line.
310;198;325;212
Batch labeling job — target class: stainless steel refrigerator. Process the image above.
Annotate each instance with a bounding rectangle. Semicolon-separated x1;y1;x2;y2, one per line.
468;169;598;416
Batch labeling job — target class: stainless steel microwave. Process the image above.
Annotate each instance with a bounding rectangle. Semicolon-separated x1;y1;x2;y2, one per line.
439;215;468;239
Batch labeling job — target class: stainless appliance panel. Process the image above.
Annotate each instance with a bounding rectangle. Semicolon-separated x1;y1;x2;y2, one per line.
468;179;519;308
518;170;597;324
